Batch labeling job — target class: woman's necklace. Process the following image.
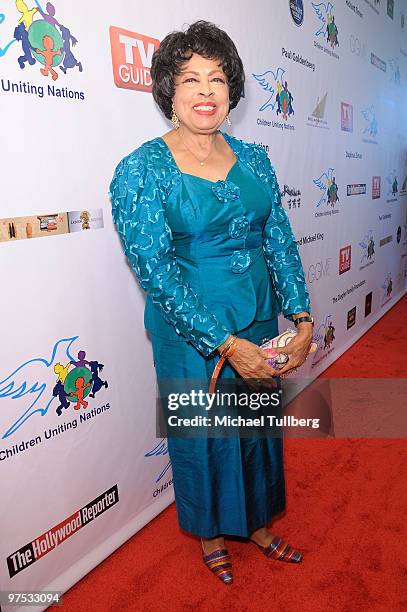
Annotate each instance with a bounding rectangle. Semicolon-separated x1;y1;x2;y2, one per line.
178;131;217;166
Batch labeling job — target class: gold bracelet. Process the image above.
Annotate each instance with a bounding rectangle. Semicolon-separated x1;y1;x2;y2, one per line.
219;335;235;356
223;338;238;359
219;335;237;357
209;337;238;395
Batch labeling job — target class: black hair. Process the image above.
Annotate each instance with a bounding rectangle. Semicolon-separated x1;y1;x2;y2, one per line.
151;20;245;119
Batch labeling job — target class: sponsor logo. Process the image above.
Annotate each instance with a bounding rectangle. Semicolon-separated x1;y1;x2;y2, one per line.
341;102;353;132
313;168;340;216
361;105;378;143
289;0;304;25
109;26;160;92
350;34;367;60
282;184;302;210
0;1;84;100
379;213;391;221
359;230;375;269
387;0;394;19
371;52;386;72
386;171;398;202
312;315;336;367
7;485;119;577
347;183;366;196
347;306;357;329
0;209;103;243
68;209;104;232
0;337;109;439
339;245;352;274
379;234;393;247
307;93;329;129
346;1;363;18
372;176;381;199
363;0;380;15
388;58;401;85
307;258;331;283
381;273;393;305
365;291;373;316
253;66;295;131
311;2;339;59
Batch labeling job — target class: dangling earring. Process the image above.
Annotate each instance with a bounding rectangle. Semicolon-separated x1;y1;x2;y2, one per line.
171;103;180;129
225;114;232;127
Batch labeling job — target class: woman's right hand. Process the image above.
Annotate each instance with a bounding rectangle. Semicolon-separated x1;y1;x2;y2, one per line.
218;337;279;389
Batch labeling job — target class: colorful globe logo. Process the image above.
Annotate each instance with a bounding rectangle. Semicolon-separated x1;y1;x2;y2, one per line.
64;366;92;401
28;20;63;67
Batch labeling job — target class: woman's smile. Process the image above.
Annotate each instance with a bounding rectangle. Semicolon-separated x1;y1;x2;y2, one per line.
192;103;217;115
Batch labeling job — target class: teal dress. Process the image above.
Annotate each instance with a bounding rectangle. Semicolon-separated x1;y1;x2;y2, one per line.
109;133;311;538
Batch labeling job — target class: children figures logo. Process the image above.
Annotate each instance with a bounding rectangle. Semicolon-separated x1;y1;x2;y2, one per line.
361;105;378;143
311;2;339;48
381;273;393;305
312;315;336;366
252;67;294;119
313;168;339;208
54;350;108;416
323;321;335;349
0;337;108;439
386;171;398;200
359;230;375;266
1;1;82;79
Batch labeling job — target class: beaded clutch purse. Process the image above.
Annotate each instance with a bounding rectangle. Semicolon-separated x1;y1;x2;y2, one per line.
260;328;317;371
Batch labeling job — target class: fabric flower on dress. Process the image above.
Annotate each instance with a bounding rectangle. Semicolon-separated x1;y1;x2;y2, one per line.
229;249;251;273
212;180;241;203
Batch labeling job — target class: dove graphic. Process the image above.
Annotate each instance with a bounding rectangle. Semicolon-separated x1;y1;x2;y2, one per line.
312;2;334;36
145;438;171;483
0;336;78;439
361;106;378;138
252;67;286;112
0;12;17;57
359;230;375;263
386;171;398;197
313;314;335;356
313;168;335;207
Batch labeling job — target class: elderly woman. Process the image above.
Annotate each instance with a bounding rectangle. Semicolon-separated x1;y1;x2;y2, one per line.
109;20;313;585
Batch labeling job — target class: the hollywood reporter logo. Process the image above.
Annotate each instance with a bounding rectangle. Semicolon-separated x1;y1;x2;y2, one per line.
7;485;118;577
109;26;160;92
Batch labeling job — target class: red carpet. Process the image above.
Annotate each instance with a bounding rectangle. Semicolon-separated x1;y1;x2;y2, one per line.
56;295;407;611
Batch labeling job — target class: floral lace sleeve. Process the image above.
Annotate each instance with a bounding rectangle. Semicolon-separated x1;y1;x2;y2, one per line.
109;153;230;357
256;147;311;320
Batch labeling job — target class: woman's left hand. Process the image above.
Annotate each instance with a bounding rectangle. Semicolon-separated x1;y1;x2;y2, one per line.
268;325;314;377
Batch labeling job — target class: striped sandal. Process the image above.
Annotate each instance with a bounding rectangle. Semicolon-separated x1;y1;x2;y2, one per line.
253;535;303;563
201;539;233;584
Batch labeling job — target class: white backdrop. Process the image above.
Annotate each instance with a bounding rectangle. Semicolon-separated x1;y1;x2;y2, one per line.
0;0;406;608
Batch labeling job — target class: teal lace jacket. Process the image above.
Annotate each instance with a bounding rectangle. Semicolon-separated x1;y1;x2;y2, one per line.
109;132;311;357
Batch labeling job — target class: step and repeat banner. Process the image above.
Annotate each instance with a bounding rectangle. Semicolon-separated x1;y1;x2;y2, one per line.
1;0;406;608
